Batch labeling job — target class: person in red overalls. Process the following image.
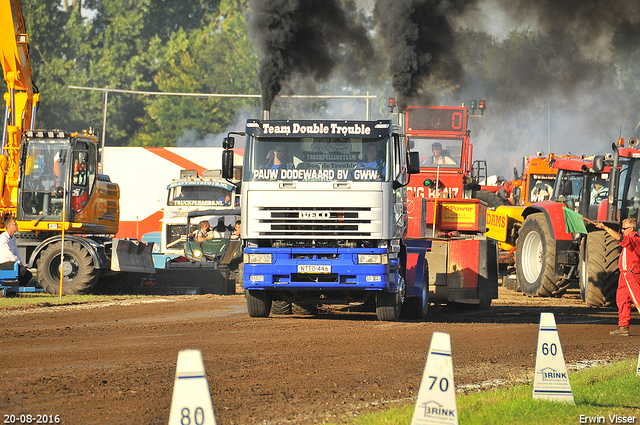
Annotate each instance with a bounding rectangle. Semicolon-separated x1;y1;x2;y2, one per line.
596;218;640;336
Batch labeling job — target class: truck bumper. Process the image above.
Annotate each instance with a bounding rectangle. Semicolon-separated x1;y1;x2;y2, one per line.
243;247;398;292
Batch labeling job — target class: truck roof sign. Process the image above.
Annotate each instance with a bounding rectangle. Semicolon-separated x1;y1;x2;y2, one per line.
406;106;467;136
245;120;393;138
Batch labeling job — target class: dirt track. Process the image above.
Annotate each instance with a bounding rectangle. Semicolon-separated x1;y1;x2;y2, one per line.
1;287;639;425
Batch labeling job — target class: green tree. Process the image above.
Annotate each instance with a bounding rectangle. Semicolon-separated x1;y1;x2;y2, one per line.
132;0;259;146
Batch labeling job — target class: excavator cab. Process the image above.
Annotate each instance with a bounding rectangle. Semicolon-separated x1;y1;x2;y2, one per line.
17;130;107;230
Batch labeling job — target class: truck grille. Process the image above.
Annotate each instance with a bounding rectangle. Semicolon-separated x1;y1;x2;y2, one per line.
166;224;188;251
259;207;372;236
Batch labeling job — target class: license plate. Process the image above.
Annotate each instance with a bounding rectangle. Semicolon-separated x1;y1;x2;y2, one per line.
297;264;331;273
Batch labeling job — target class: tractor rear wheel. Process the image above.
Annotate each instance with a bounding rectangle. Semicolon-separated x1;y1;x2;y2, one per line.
516;214;565;297
37;241;99;295
579;231;620;307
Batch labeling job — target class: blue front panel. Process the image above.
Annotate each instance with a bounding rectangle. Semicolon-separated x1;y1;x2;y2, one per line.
243;247;398;291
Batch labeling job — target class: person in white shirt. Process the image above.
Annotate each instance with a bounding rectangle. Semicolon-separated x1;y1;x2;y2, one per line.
0;216;32;285
196;220;215;242
428;142;456;165
229;220;241;240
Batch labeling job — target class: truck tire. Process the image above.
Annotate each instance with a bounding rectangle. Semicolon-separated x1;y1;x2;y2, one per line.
236;263;244;293
473;190;510;208
292;303;318;315
579;231;620;307
246;290;272;317
37;241;99;295
376;290;401;321
401;263;429;320
515;214;564;297
271;301;292;315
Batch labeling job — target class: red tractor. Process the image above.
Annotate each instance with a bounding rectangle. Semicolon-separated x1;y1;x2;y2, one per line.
514;141;633;307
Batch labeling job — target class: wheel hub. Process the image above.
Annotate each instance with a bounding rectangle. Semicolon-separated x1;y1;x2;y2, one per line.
62;261;74;277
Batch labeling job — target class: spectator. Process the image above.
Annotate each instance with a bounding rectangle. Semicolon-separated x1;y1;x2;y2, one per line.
0;216;32;285
218;193;232;206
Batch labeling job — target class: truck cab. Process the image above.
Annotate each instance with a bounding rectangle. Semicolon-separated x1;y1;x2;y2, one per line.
224;119;418;320
146;169;239;268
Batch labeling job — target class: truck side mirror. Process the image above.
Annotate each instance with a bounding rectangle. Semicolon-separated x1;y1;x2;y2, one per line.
407;151;420;175
222;150;234;179
593;155;605;173
223;136;235;149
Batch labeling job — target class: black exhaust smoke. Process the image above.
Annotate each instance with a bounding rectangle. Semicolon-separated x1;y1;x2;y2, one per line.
249;0;374;111
250;0;640;118
373;0;472;112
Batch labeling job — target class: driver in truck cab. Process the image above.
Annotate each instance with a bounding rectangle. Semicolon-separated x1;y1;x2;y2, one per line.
263;144;292;170
356;144;386;177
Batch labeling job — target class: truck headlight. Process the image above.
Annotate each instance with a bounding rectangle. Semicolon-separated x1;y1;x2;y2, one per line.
357;254;388;264
243;253;272;264
193;249;203;258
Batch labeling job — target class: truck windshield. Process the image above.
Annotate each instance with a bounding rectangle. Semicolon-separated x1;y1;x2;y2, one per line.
243;135;390;182
410;137;462;168
20;140;70;218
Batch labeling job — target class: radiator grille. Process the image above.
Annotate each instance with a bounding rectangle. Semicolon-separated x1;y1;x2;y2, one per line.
259;207;372;236
166;224;188;251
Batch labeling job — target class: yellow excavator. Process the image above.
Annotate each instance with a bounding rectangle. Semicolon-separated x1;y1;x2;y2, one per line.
0;0;154;294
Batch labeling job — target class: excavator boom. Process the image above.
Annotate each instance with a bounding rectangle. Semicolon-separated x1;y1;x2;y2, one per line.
0;0;38;216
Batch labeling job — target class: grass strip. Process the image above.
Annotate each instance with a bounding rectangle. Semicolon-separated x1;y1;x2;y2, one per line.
332;359;640;425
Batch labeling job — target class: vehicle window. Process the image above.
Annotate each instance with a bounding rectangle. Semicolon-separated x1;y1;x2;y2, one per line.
244;136;390;182
410;137;462;168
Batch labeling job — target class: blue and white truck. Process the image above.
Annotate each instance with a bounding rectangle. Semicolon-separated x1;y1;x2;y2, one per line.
222;118;431;320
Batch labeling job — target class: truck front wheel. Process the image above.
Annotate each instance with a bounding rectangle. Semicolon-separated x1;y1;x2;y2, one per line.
516;214;563;297
246;290;272;317
376;290;401;321
37;241;99;295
